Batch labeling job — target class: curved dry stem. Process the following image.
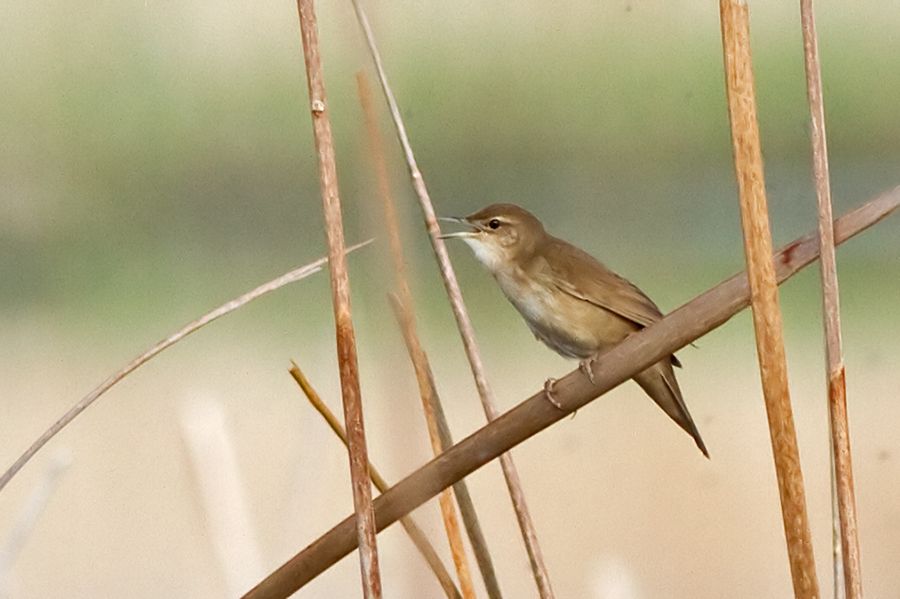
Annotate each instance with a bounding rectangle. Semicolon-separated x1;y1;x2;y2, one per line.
0;240;372;495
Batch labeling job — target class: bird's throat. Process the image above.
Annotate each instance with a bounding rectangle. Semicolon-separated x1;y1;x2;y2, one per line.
463;238;507;272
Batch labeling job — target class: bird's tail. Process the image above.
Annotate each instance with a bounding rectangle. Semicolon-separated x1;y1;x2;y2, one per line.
633;360;709;458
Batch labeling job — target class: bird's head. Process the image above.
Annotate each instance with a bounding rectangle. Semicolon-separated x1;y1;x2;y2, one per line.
439;203;546;271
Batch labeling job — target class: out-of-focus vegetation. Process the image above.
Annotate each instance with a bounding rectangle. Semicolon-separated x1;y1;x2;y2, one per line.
2;1;898;331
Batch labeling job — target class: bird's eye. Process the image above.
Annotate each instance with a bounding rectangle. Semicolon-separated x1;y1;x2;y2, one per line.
488;219;501;230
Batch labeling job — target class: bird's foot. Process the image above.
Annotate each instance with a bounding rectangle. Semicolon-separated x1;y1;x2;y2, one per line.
543;378;565;410
579;357;597;385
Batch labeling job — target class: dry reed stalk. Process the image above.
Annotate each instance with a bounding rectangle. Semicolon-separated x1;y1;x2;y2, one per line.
355;71;478;599
242;187;900;599
719;0;820;596
798;1;862;596
389;296;477;599
354;71;409;301
357;70;501;599
295;0;380;594
828;450;845;599
288;363;463;599
349;3;553;596
0;241;371;496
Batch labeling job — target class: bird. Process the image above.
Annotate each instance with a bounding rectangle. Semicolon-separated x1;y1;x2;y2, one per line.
440;203;708;457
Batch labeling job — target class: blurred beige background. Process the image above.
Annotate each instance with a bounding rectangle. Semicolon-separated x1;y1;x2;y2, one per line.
1;1;899;597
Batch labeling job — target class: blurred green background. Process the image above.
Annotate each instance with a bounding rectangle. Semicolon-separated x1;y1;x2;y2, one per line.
1;1;898;598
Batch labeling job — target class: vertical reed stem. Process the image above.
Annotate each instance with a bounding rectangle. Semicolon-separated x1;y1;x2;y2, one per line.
719;1;820;596
798;1;862;596
180;399;264;596
828;449;846;599
356;71;477;599
349;3;554;596
295;0;380;596
357;70;502;598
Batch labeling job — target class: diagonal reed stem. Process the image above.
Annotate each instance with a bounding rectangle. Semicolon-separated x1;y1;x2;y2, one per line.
288;362;463;599
356;70;501;599
241;188;899;599
0;241;371;496
798;1;862;597
719;0;820;596
348;3;554;596
389;295;477;599
294;0;380;595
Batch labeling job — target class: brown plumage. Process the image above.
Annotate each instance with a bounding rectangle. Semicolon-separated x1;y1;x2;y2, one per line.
441;203;708;457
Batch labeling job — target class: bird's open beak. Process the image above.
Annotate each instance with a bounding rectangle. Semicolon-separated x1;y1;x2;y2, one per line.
438;216;479;239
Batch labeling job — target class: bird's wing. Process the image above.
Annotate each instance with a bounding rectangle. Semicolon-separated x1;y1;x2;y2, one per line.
543;241;684;368
542;238;665;328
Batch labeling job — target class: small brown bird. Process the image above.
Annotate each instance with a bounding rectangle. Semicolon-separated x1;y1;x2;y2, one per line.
441;203;708;457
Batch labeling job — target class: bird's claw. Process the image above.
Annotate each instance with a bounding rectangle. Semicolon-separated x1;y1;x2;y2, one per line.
543;378;565;410
579;358;597;385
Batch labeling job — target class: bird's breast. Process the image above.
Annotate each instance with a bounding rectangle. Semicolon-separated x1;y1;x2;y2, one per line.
494;269;556;325
493;267;625;359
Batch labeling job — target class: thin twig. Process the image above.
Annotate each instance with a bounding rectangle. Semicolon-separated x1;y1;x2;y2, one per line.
288;363;463;599
294;0;381;596
357;70;498;599
242;187;900;599
0;240;371;496
719;1;820;596
798;1;862;596
349;3;554;596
